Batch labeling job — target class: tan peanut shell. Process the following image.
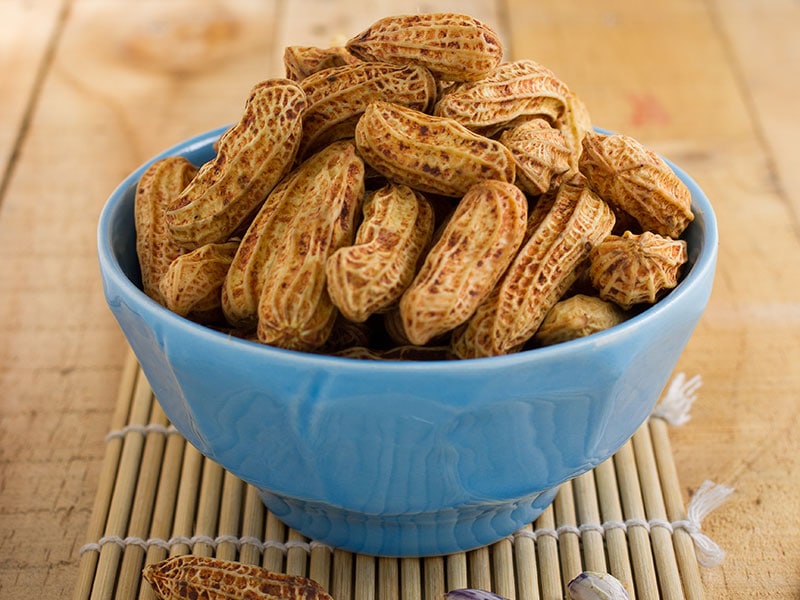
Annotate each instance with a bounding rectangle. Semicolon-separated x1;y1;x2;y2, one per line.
355;101;515;197
433;59;573;134
579;131;694;238
143;555;333;600
257;140;365;351
134;156;198;304
326;183;435;323
166;79;307;248
158;241;239;324
283;45;359;81
588;231;688;309
346;13;503;82
221;156;321;329
499;118;571;195
533;293;629;346
399;180;528;346
451;181;616;358
299;62;437;157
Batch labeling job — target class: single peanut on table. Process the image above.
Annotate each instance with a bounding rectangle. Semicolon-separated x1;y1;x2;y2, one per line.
143;555;333;600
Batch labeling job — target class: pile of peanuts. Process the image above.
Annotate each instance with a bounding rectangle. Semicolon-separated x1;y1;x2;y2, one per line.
134;13;692;360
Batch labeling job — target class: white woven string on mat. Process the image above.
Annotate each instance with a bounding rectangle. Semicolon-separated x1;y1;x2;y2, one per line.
104;423;179;442
82;372;733;567
512;479;733;568
77;483;731;567
652;372;703;426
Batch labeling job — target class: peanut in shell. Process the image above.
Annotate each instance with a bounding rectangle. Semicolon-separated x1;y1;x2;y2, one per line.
355;101;515;197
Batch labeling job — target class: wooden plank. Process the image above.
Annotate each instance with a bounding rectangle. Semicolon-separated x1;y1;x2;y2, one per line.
710;0;800;216
505;2;800;599
0;2;281;599
0;0;66;188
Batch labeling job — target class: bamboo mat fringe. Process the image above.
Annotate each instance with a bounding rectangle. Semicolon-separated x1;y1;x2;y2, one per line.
73;350;732;600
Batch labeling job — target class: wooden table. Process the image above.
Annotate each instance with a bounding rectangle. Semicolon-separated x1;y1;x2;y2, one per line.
1;1;798;598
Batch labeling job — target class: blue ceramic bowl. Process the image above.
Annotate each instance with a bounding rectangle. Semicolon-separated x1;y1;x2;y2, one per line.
98;126;717;557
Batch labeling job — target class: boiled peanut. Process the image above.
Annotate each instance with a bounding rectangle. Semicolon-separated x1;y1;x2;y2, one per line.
159;241;239;325
326;183;435;323
134;156;197;304
452;180;616;358
166;79;307;248
256;140;364;351
299;62;437;158
355;101;515;197
579;131;694;238
399;180;528;345
346;13;503;82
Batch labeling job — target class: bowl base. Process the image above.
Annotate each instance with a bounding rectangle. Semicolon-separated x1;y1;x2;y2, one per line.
257;486;561;557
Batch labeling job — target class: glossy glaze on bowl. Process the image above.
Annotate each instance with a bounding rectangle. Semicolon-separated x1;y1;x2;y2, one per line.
98;127;718;556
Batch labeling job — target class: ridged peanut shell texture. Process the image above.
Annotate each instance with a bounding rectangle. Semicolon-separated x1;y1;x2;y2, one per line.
452;181;616;359
134;156;198;304
283;45;358;82
400;180;528;346
589;231;688;309
433;59;573;132
326;183;435;323
257;140;365;351
165;79;307;248
499;118;572;195
580;131;694;238
143;555;333;600
355;101;515;197
346;13;503;82
533;294;629;347
158;241;239;324
299;62;437;157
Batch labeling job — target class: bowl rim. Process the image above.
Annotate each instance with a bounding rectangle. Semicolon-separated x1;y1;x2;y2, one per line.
98;126;718;374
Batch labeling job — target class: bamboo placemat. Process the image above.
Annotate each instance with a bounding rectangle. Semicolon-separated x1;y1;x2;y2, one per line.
73;349;726;600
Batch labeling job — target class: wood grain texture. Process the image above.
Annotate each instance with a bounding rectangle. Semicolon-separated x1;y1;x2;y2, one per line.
1;1;798;598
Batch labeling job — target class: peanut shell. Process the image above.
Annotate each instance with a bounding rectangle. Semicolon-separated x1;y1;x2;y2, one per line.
143;555;333;600
299;62;437;158
355;101;515;197
257;140;365;351
346;13;503;82
452;180;616;358
579;131;694;238
499;118;571;195
159;241;239;324
166;79;307;248
533;293;628;347
588;231;688;309
400;180;528;345
433;59;573;134
134;156;198;304
283;45;359;81
326;183;435;323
